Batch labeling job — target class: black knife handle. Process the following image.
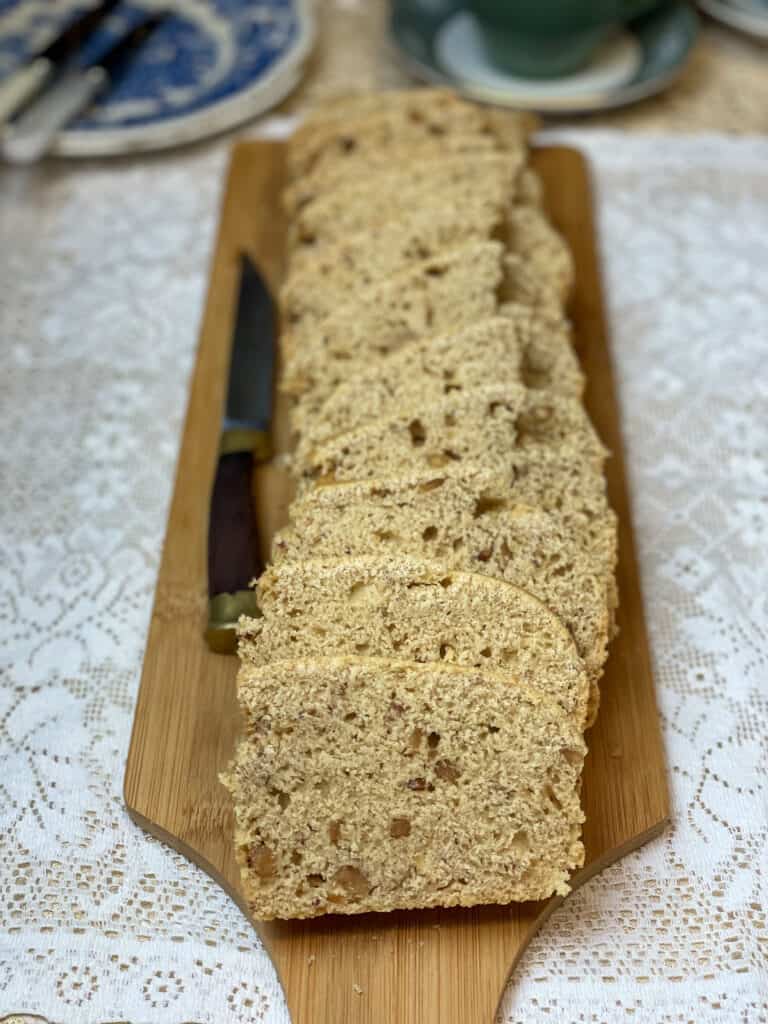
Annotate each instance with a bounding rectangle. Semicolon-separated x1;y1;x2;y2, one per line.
208;450;259;594
205;451;261;654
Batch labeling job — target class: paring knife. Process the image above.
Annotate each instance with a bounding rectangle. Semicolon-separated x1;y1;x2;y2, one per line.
0;0;120;125
2;13;165;164
205;254;276;655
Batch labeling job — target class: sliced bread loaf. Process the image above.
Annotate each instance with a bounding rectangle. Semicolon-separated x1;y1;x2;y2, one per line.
299;385;607;484
224;655;585;919
241;556;590;724
281;240;504;385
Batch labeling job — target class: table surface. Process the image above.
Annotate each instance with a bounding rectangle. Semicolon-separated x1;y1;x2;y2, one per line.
1;5;767;1021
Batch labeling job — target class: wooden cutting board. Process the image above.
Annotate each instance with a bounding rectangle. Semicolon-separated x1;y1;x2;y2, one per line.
124;141;669;1023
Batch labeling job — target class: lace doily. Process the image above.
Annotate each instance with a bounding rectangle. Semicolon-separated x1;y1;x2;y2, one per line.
1;134;766;1022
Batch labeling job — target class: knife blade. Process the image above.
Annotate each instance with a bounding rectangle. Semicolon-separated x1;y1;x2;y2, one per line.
2;13;165;164
0;0;120;125
205;254;276;655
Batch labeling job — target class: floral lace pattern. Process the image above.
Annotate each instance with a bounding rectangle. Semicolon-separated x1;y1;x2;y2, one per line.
1;134;766;1022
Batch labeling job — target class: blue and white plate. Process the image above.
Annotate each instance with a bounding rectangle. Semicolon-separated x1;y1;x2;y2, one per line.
390;0;699;114
0;0;314;156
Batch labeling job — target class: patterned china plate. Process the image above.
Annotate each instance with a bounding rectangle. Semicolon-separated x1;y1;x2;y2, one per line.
0;0;314;156
390;0;699;114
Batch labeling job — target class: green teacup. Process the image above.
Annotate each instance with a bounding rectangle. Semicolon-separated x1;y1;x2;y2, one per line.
466;0;667;77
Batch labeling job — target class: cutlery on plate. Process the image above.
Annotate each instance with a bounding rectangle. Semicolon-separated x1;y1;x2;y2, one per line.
0;0;120;125
2;13;165;164
205;254;277;655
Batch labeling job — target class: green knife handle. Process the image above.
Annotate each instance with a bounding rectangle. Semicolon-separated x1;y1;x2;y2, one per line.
205;448;261;655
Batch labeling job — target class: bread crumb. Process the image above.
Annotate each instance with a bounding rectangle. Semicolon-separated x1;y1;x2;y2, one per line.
307;955;315;966
353;983;364;996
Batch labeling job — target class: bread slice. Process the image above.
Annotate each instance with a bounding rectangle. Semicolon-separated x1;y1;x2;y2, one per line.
284;94;534;210
268;489;612;693
513;304;584;395
296;87;463;128
517;166;544;208
294;87;465;135
282;201;573;334
287;152;524;253
274;462;615;586
241;556;590;724
299;385;606;485
223;655;585;919
506;206;574;304
294;311;581;456
292;316;523;461
502;252;564;317
280;195;512;334
290;313;583;462
288;96;500;181
292;89;535;163
281;240;504;384
284;133;503;215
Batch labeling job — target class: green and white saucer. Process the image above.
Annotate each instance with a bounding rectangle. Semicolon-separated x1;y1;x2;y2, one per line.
390;1;699;114
698;0;768;40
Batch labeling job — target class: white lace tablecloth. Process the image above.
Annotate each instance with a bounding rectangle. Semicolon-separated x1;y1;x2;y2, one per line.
1;132;766;1024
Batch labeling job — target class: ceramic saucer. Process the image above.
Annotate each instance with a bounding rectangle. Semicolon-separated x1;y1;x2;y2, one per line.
390;0;699;114
0;0;314;157
698;0;768;39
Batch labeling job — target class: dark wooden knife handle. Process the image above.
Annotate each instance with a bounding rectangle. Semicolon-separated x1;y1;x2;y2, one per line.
207;450;260;598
